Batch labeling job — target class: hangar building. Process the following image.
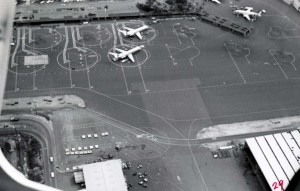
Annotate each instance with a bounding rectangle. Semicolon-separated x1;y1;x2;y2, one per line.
245;130;300;190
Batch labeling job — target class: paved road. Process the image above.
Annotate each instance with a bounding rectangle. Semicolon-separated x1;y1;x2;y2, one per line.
0;115;57;188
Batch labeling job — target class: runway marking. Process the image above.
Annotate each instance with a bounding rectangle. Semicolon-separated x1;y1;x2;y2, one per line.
67;53;74;87
76;26;83;41
14;62;18;92
111;24;118;49
11;28;21;68
71;26;86;53
166;44;200;66
269;50;288;79
120;64;131;94
224;43;247;84
137;55;149;93
22;28;36;56
165;44;177;65
81;30;92;89
118;23;125;45
268;26;300;39
63;27;70;64
28;28;34;44
173;24;182;45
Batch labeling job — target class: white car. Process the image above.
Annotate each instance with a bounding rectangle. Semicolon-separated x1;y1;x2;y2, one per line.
101;132;109;136
83;151;88;154
87;134;92;138
95;145;99;149
66;152;70;155
71;148;76;151
94;134;98;138
75;151;79;155
49;157;53;162
87;150;93;154
89;145;94;150
51;172;55;178
84;146;88;150
70;152;75;155
81;135;86;139
65;148;70;152
78;147;82;151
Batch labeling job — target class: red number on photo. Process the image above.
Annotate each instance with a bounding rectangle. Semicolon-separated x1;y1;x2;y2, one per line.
272;180;284;191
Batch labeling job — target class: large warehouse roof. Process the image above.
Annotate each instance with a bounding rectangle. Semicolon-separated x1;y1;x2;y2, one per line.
82;159;127;191
246;130;300;190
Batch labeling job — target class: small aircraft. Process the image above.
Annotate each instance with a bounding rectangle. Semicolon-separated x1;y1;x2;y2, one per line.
233;7;266;21
209;0;221;4
109;45;144;62
118;25;149;40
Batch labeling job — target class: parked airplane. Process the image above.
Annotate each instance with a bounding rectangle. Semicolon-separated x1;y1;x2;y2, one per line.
233;7;266;21
109;45;144;62
209;0;221;4
118;25;149;40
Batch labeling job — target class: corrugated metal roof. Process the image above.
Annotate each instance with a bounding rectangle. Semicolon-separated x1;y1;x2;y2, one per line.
256;136;289;189
246;130;300;190
265;135;295;180
82;159;127;191
246;138;278;189
282;132;300;161
274;133;300;172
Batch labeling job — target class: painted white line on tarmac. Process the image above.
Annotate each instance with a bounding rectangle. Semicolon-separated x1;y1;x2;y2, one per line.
224;43;247;84
269;50;288;79
111;23;117;49
120;64;130;94
11;28;21;68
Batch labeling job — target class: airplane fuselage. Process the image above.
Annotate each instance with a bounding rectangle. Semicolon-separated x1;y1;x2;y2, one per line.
118;46;143;58
126;25;149;36
233;10;259;17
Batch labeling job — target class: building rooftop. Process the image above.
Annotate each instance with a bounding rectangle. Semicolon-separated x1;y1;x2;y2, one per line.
246;130;300;190
81;159;127;191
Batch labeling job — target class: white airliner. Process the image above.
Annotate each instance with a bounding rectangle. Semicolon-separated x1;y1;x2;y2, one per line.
233;7;266;21
209;0;221;4
109;45;144;62
118;25;149;40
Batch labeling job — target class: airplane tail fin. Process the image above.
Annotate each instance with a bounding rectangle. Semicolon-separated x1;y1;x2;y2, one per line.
258;10;265;17
118;29;127;36
108;52;118;58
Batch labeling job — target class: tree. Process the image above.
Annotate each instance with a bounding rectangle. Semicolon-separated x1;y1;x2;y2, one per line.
165;0;175;5
175;0;187;4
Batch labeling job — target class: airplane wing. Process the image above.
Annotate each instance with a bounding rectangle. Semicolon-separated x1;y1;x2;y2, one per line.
212;0;221;4
243;14;251;21
135;32;143;40
127;54;135;62
245;7;253;11
124;27;134;32
115;48;126;53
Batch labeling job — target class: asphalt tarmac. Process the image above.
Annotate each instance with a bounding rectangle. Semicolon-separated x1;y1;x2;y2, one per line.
3;0;300;190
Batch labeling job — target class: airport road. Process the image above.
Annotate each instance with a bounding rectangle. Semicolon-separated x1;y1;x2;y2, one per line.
0;116;57;188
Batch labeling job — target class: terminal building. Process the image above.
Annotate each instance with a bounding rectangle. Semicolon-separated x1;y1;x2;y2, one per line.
74;159;128;191
245;130;300;191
